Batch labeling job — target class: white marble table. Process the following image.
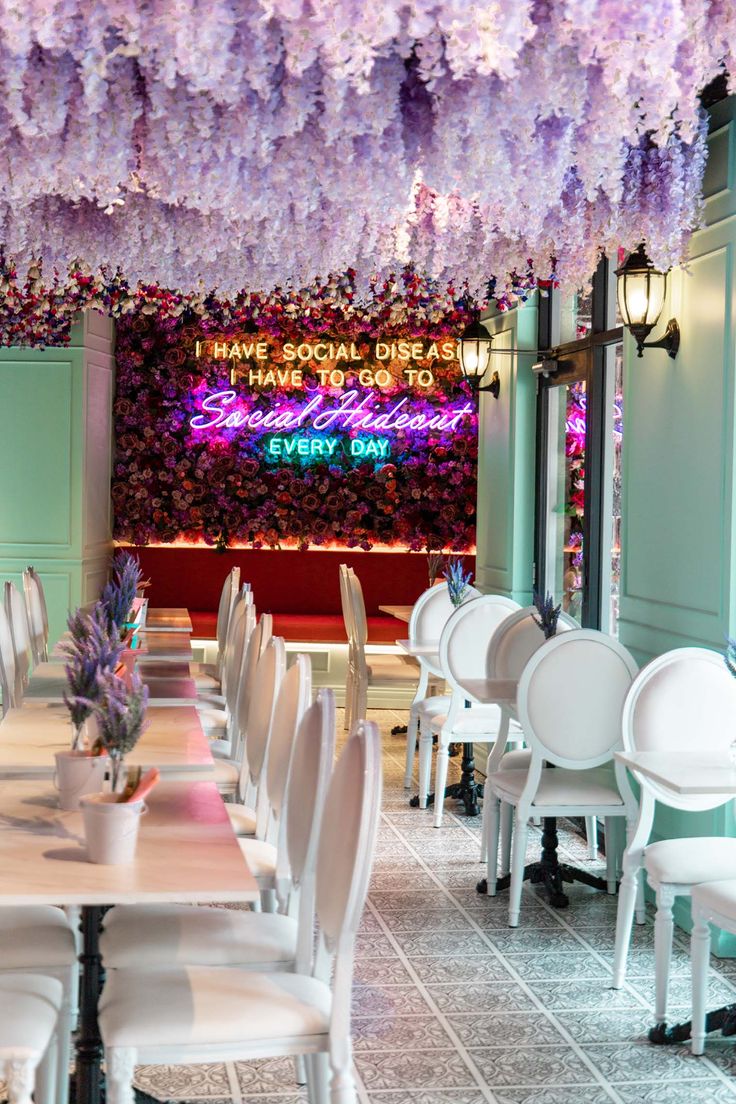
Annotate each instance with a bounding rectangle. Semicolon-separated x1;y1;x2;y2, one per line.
0;778;257;1104
615;751;736;795
24;661;197;705
144;607;193;633
379;604;413;623
135;631;194;662
0;704;213;778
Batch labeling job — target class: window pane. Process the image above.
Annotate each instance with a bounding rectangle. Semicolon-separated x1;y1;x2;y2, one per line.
544;380;586;621
600;343;624;635
559;289;593;344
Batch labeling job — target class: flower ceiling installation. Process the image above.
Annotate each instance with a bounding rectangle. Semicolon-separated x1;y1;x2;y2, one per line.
0;1;731;302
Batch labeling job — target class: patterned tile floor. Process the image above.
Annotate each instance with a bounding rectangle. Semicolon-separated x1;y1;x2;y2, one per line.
128;709;736;1104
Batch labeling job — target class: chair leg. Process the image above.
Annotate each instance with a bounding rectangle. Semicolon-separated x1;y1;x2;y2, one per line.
417;720;433;809
586;815;598;860
604;817;617;894
404;707;418;789
33;1034;56;1104
612;855;641;988
432;738;450;829
354;676;367;726
499;801;513;877
261;888;277;913
508;815;527;928
307;1052;330;1104
691;909;711;1056
654;884;676;1024
329;1065;357;1104
294;1055;308;1087
5;1058;35;1104
485;793;501;895
56;979;74;1104
105;1047;137;1104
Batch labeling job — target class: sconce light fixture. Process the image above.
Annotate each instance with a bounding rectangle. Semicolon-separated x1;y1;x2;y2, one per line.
457;318;501;398
615;244;680;359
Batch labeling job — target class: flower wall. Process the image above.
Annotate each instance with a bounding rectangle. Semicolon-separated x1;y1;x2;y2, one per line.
112;292;478;552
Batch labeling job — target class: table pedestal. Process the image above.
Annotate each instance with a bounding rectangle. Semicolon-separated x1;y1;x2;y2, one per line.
409;742;483;817
476;817;612;907
648;1005;736;1046
69;905;161;1104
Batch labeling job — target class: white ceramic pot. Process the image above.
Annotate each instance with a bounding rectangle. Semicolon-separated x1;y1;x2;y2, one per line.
54;751;109;812
80;793;145;865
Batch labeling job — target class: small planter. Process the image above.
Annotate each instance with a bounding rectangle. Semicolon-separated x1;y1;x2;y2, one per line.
54;750;109;812
80;793;146;864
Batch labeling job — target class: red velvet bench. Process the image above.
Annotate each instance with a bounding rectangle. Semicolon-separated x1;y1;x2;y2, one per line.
128;547;472;645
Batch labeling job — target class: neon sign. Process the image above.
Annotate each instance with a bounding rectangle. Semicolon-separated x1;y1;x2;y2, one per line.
189;389;474;436
267;436;390;460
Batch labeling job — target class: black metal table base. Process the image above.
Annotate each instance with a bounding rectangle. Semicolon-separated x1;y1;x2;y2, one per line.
410;742;482;817
475;817;612;909
648;1004;736;1045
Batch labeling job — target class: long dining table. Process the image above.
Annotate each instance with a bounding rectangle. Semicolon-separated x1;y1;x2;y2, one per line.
0;778;258;1104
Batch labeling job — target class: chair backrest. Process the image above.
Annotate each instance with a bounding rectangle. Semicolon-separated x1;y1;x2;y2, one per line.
221;598;247;711
518;629;638;769
409;580;480;647
266;653;313;823
233;612;273;759
4;581;32;697
623;647;736;811
23;568;48;663
284;689;335;963
348;571;368;657
439;594;521;694
339;564;355;644
215;567;240;658
488;605;579;682
0;604;17;715
313;719;381;978
244;636;287;831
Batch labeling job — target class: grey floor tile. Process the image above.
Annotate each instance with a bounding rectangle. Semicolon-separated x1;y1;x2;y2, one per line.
354;1049;478;1091
365;1092;487;1104
353;983;433;1018
491;1088;615;1104
409;953;511;985
468;1046;597;1087
446;1011;566;1048
133;1063;232;1100
581;1041;714;1081
352;1014;453;1051
612;1081;736;1103
424;981;538;1015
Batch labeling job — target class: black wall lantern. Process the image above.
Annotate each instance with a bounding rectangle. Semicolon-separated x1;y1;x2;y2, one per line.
457;318;501;398
615;244;680;359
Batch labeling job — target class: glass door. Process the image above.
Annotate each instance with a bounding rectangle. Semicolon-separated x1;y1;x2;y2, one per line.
542;377;587;623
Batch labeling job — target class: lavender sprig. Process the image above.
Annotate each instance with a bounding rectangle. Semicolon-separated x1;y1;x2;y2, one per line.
532;590;562;640
61;605;125;741
443;557;473;608
94;669;149;789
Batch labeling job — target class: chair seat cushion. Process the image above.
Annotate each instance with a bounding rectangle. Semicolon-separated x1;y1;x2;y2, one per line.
197;705;227;732
0;974;63;1055
490;766;623;807
190;662;220;692
210;738;234;758
645;837;736;887
430;704;503;736
692;876;736;917
498;749;531;770
0;906;76;968
226;803;257;836
212;758;240;787
415;694;451;719
239;838;277;879
99;967;331;1048
100;905;297;968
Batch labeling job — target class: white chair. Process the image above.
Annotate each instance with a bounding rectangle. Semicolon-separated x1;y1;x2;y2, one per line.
0;974;63;1104
416;594;522;825
198;601;258;747
479;605;583;871
227;652;312;839
99;717;382;1104
191;567;240;692
611;647;736;1025
347;570;417;724
691;880;736;1054
224;635;286;844
22;567;49;664
0;907;78;1104
4;581;33;700
207;614;273;797
485;629;639;926
402;581;480;789
339;564;356;731
0;602;17;715
100;679;329;975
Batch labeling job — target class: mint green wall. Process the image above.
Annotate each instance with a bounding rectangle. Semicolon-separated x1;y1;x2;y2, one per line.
618;96;736;953
475;300;539;604
0;312;114;645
